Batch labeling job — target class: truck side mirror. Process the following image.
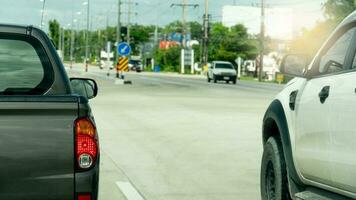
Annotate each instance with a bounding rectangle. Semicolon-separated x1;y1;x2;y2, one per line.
280;54;309;78
70;78;98;99
324;60;343;73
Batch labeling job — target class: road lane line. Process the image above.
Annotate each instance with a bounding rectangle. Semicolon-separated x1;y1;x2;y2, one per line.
116;181;145;200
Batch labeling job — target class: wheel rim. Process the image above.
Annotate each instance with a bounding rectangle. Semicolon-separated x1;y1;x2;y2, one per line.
265;161;276;199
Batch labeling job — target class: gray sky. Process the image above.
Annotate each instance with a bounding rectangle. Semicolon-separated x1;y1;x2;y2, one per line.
0;0;325;32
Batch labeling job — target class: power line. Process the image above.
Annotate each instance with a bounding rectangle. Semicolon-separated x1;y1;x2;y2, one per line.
202;0;209;65
127;0;131;45
85;0;90;72
170;0;199;48
258;0;265;82
40;0;46;30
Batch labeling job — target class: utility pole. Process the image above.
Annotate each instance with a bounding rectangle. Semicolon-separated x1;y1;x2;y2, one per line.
70;0;75;68
203;0;209;66
117;0;122;45
70;27;75;68
154;2;159;46
62;28;65;59
182;0;187;48
171;1;199;74
40;0;46;30
171;1;199;48
116;0;122;78
258;0;265;82
85;0;90;72
127;0;131;45
58;27;62;52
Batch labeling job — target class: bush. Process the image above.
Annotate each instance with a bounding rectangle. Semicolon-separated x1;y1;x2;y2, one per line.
154;46;181;72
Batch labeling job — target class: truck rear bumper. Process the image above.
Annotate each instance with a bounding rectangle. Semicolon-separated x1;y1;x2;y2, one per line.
214;75;237;81
75;157;100;200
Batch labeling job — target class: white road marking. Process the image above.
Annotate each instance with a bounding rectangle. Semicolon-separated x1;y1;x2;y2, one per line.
116;181;144;200
121;46;128;53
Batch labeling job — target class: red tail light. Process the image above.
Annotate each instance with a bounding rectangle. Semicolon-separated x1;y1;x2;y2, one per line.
75;118;98;170
78;194;91;200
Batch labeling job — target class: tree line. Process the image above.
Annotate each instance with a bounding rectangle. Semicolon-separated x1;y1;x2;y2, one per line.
48;0;352;72
48;19;259;71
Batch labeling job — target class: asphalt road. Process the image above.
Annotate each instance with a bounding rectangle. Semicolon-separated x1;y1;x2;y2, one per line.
67;67;284;200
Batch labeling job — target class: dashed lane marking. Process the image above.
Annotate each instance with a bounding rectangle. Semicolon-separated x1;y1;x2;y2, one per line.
116;181;145;200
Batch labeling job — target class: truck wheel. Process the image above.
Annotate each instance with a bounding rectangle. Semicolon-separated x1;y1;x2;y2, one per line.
207;77;211;82
226;80;229;84
232;80;237;84
261;137;291;200
213;76;217;83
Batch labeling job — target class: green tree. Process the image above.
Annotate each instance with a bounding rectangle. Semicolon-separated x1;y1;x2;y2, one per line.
163;21;183;34
289;0;356;56
49;20;60;48
50;21;157;62
154;46;181;72
130;25;155;54
209;23;258;63
324;0;356;22
188;22;203;40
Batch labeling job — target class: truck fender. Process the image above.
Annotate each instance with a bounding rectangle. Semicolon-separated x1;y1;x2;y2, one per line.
262;100;304;190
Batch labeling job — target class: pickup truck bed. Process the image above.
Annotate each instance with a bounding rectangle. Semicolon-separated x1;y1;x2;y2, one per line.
0;96;78;199
0;24;99;200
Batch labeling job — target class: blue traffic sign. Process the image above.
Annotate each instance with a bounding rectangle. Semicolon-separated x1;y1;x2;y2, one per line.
118;42;131;56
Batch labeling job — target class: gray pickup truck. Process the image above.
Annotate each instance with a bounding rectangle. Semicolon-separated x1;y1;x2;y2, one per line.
0;24;99;200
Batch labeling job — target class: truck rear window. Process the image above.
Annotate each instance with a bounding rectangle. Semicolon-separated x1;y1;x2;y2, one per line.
0;37;54;95
215;63;234;69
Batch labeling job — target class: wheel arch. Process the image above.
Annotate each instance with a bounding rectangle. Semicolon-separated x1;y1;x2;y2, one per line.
262;100;304;188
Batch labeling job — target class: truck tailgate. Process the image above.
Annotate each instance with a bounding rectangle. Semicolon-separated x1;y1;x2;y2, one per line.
0;96;78;200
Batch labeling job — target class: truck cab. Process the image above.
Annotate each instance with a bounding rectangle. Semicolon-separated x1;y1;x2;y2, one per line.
260;11;356;200
129;56;143;72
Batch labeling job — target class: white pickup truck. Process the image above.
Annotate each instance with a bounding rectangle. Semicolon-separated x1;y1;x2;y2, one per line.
207;61;237;84
260;11;356;200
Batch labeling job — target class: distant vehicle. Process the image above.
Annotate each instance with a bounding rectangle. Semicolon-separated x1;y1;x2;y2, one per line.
261;11;356;200
244;60;256;76
100;50;114;70
0;24;99;200
129;56;143;72
245;55;279;80
207;61;237;84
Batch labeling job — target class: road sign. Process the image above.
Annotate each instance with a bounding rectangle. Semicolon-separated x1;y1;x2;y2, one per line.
117;57;129;72
183;49;192;66
276;73;284;84
118;42;131;56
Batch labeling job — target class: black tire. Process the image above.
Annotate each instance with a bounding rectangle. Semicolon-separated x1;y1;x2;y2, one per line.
261;137;291;200
232;80;236;84
226;80;230;84
213;76;217;83
207;76;211;82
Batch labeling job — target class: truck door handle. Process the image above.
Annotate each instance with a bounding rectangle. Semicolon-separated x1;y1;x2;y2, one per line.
319;86;330;104
289;90;298;111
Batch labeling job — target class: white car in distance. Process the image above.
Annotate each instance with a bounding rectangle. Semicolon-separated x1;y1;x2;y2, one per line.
207;61;237;84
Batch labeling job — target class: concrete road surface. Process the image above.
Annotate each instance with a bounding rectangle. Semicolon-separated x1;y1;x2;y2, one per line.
67;67;283;200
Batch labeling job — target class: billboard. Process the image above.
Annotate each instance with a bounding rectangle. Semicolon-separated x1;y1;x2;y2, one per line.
159;41;179;49
169;33;191;42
